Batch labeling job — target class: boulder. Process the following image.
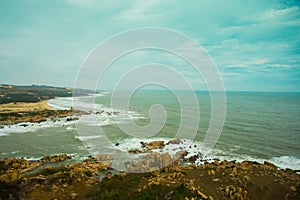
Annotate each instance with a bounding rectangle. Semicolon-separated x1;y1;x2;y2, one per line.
263;161;277;169
213;159;220;166
21;161;42;173
59;154;71;161
128;149;143;154
148;141;165;150
174;150;188;160
100;161;112;169
95;154;114;161
105;171;112;179
140;141;147;148
3;157;11;165
49;156;59;163
162;153;172;166
166;138;181;145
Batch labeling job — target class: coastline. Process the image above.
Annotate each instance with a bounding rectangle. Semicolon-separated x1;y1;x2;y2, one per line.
0;153;299;199
0;98;75;125
0;94;299;199
0;100;53;113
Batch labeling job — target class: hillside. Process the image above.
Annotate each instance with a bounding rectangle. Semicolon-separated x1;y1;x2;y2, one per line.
0;84;73;104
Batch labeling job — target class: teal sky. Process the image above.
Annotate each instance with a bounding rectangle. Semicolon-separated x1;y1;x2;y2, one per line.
0;0;299;92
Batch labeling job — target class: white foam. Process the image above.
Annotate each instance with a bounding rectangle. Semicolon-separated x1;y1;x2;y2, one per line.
47;97;73;110
112;137;300;170
0;132;8;137
1;95;143;136
204;150;300;170
75;135;104;141
0;117;76;135
114;137;196;157
269;156;300;170
69;95;144;128
66;125;77;131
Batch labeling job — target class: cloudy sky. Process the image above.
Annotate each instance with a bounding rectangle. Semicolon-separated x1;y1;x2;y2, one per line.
0;0;299;92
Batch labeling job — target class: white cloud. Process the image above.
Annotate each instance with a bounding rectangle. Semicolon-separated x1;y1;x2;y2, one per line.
0;0;299;91
64;0;98;7
261;6;299;21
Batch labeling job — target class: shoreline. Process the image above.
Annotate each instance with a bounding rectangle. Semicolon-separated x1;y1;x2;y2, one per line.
0;153;299;199
0;98;79;125
0;100;54;113
1;94;299;198
1;118;299;171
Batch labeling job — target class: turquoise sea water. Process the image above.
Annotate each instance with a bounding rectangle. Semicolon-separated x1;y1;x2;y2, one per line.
0;91;300;169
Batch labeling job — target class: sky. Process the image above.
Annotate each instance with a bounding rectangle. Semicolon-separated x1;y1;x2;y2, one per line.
0;0;299;92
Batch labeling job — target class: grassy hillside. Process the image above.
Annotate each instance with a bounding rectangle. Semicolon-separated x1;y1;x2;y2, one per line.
0;84;76;104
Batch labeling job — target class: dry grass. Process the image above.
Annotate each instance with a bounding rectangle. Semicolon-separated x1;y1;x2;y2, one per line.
0;101;53;113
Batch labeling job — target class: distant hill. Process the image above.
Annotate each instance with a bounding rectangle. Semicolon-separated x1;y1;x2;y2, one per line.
0;84;73;104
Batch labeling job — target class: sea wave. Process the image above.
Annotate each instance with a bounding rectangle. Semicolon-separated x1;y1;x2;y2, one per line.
1;95;143;136
49;95;143;126
105;137;300;170
0;117;76;136
269;156;300;170
75;135;104;141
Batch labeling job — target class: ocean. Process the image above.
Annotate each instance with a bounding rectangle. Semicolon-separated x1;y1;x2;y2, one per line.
0;91;300;170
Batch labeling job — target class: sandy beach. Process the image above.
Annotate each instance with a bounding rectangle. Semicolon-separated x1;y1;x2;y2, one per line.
0;100;53;113
0;100;74;124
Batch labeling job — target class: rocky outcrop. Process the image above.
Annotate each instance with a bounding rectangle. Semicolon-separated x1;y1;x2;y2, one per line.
0;109;75;124
166;138;182;145
0;151;300;199
125;152;183;173
146;141;165;150
95;154;114;162
0;154;72;183
41;154;72;163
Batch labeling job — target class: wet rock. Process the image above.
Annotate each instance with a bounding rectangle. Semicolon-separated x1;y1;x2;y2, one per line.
3;157;12;165
186;152;202;163
95;154;114;161
140;141;147;148
175;150;188;160
49;156;59;163
166;138;181;145
147;141;165;150
162;152;172;166
20;124;29;127
264;161;277;169
105;171;112;179
220;160;227;166
59;154;71;161
226;161;235;168
10;158;29;169
21;161;42;173
41;156;50;163
66;117;74;122
125;152;177;173
101;161;112;168
213;159;220;166
41;154;71;163
128;149;143;154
